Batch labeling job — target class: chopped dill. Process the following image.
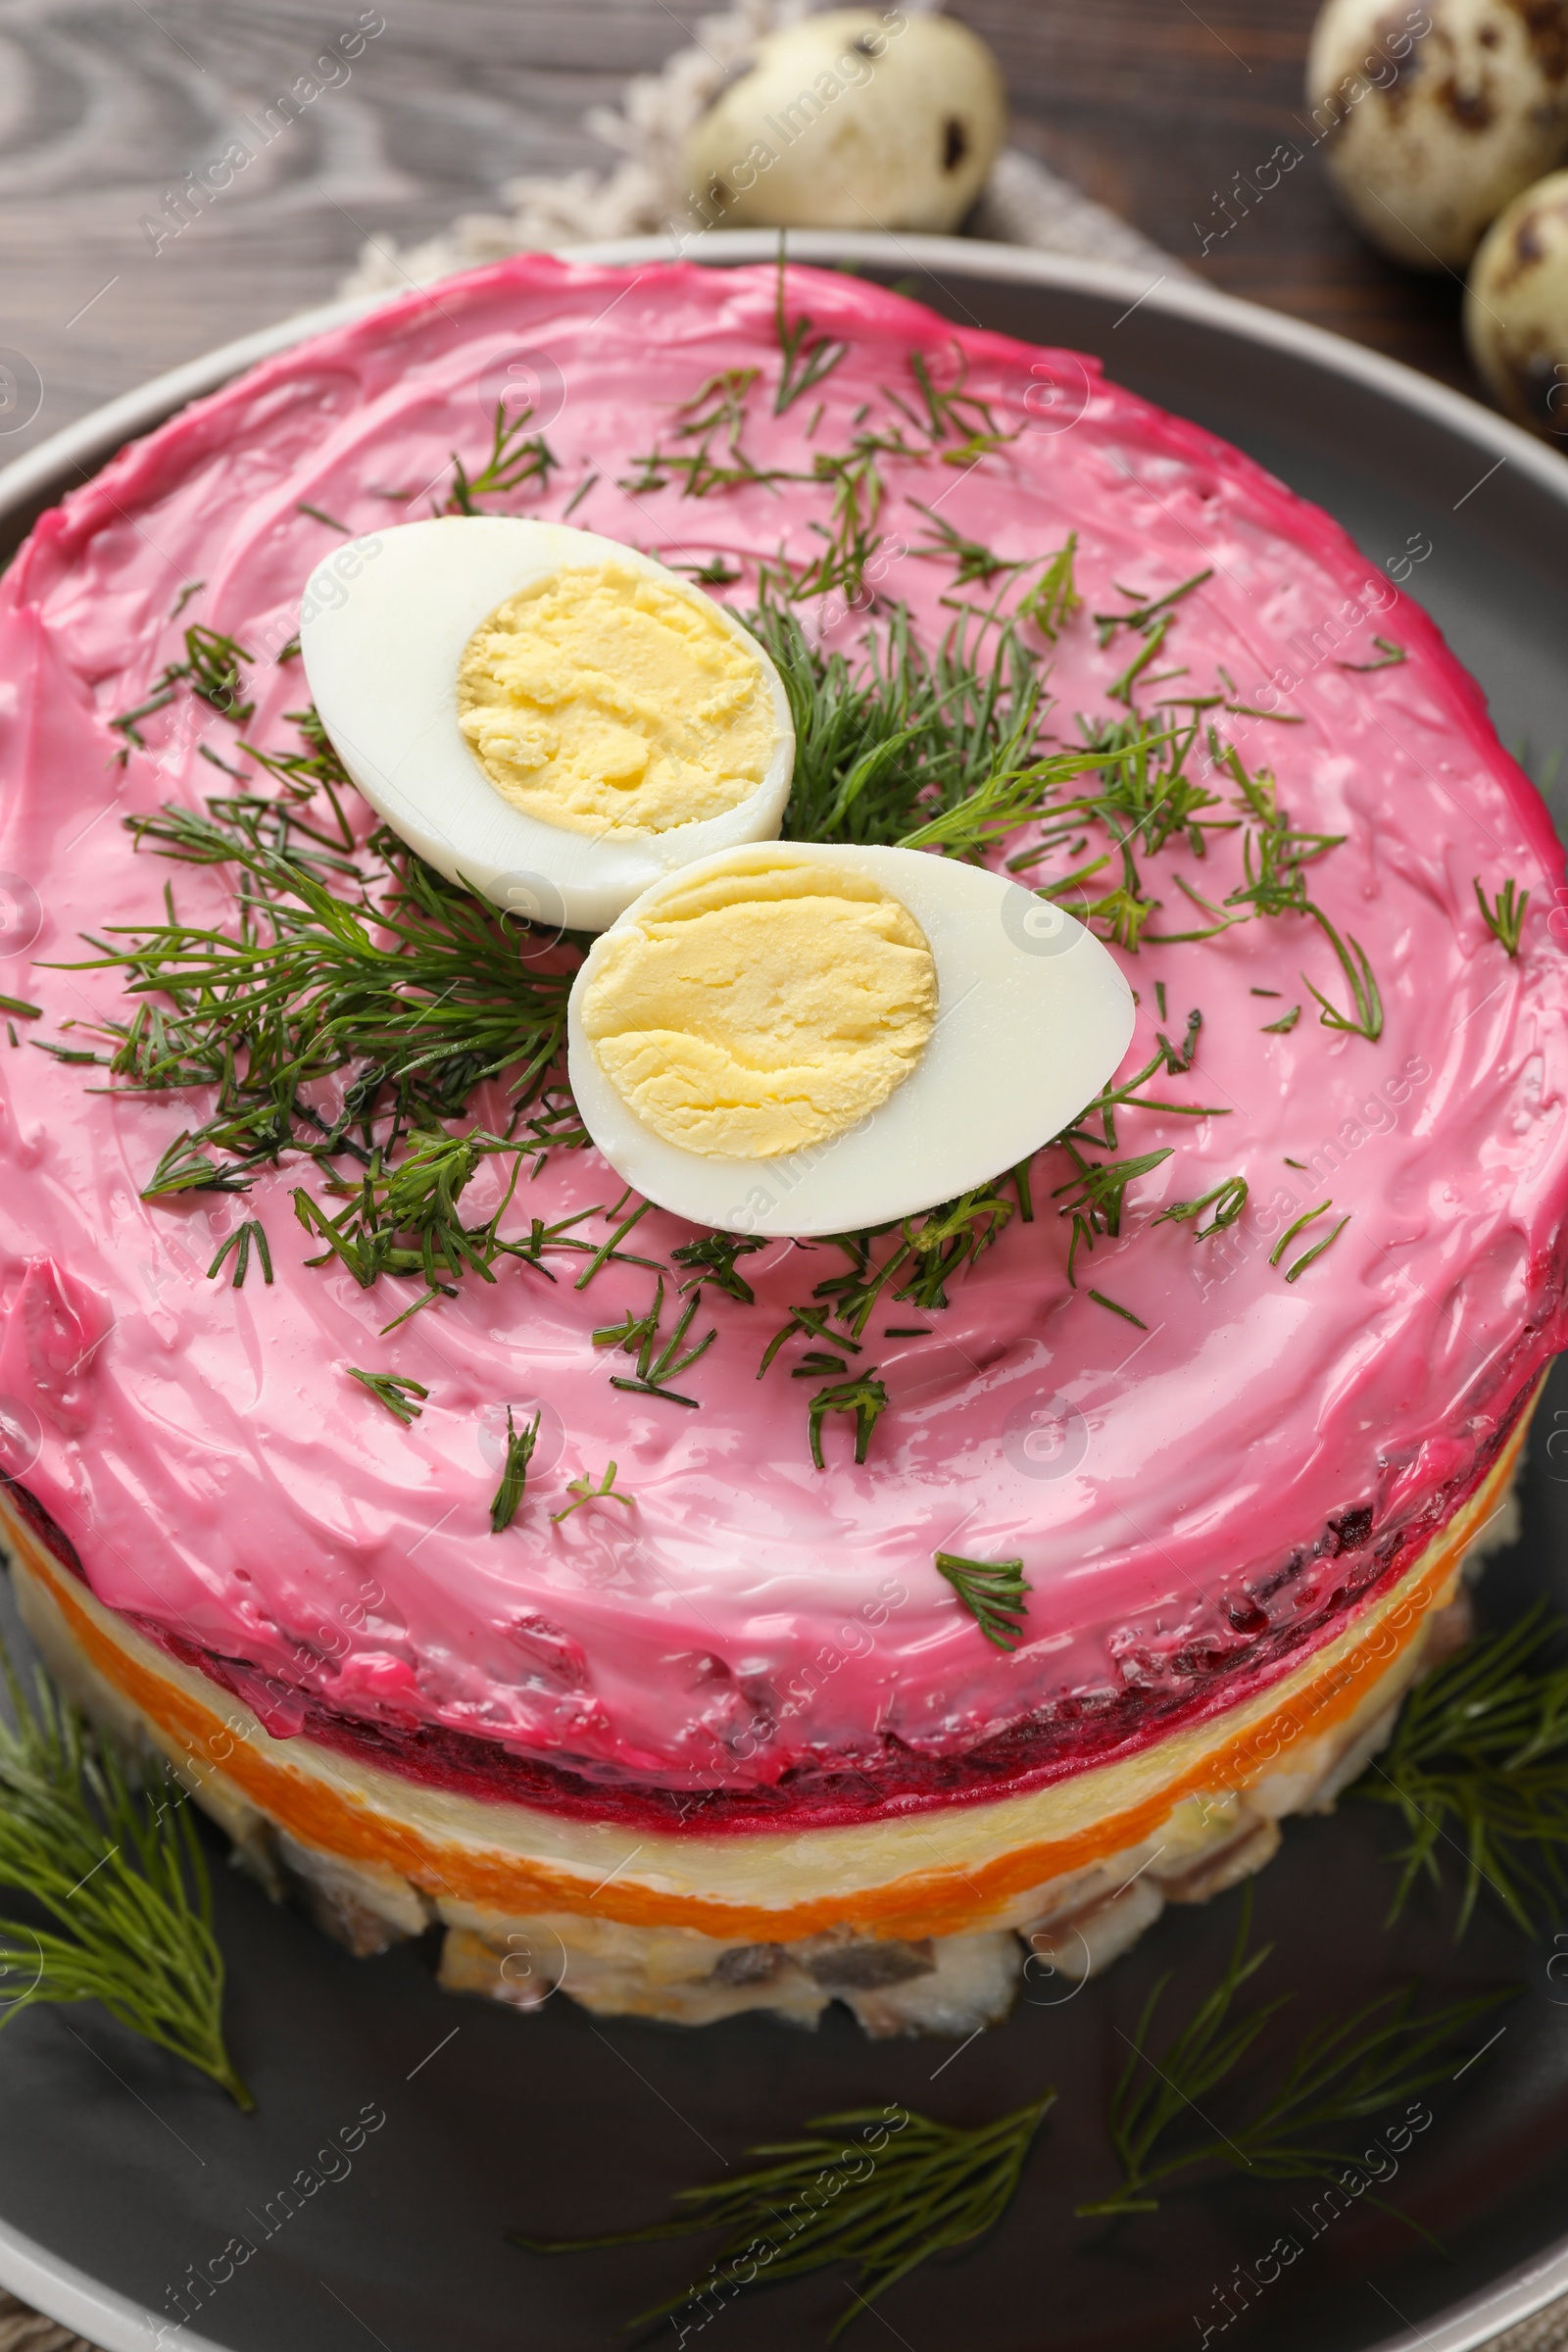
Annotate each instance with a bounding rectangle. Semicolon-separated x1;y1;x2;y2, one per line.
573;1196;660;1291
1269;1200;1331;1268
594;1275;715;1408
621;368;781;500
0;993;40;1020
489;1408;541;1534
294;1128;529;1330
1088;1288;1148;1328
1016;534;1082;640
934;1551;1033;1649
552;1462;634;1523
1284;1212;1350;1282
446;401;558;514
1261;1005;1301;1032
1476;876;1529;957
1154;1175;1248;1239
772;240;849;415
63;760;579;1306
671;1231;766;1304
183;624;254;722
1095;569;1212;648
1338;636;1406;672
1054;1145;1174;1286
345;1367;428;1425
205;1216;272;1289
295;502;350;534
808;1369;889;1469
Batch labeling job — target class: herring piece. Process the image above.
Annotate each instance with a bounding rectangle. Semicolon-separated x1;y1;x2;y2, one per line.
298;517;794;934
1307;0;1568;270
566;841;1136;1239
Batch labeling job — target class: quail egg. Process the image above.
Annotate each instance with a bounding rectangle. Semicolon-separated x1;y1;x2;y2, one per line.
682;9;1006;237
1307;0;1568;270
1466;166;1568;436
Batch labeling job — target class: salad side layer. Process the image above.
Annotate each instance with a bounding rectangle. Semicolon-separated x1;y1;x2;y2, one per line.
0;255;1564;1826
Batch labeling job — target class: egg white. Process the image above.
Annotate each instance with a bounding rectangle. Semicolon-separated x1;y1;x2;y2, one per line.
566;843;1137;1238
297;517;796;934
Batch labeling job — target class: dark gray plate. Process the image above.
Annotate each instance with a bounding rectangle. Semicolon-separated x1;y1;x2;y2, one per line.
1;233;1567;2352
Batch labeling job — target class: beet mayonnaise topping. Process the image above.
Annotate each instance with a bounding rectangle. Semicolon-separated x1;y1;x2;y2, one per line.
1;256;1566;1831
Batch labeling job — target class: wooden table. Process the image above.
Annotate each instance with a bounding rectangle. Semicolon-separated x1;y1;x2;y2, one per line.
0;0;1482;466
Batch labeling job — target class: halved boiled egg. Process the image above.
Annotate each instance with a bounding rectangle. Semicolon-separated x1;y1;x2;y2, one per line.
566;842;1136;1237
298;517;795;933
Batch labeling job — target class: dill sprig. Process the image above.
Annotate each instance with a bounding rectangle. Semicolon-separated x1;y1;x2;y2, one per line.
593;1275;716;1408
551;1462;634;1523
808;1369;889;1469
0;1645;250;2107
772;243;849;415
1016;534;1082;640
205;1216;273;1289
445;401;558;514
1054;1144;1173;1286
1089;1287;1147;1327
808;1186;1018;1345
786;439;889;603
109;622;255;757
1301;906;1384;1041
1075;1886;1505;2220
65;777;578;1287
758;602;1054;853
1338;636;1406;672
514;2091;1055;2340
671;1231;766;1303
935;1551;1032;1649
905;347;1017;463
345;1367;428;1425
489;1408;541;1534
295;1127;528;1329
909;513;1079;641
1475;876;1529;957
1154;1175;1248;1240
1355;1603;1568;1936
620;368;785;500
1268;1199;1351;1282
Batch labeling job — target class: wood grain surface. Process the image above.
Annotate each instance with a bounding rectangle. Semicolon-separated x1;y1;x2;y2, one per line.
0;0;1487;468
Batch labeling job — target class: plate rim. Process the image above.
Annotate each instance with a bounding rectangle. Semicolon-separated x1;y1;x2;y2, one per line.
1;225;1564;2352
4;228;1568;541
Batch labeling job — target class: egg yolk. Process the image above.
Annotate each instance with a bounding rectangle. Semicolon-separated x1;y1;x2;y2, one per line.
581;850;939;1158
456;564;773;838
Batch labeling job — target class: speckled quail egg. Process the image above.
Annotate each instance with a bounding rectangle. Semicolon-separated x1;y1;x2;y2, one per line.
566;841;1136;1237
1466;166;1568;435
1307;0;1568;270
682;9;1006;236
299;517;795;935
